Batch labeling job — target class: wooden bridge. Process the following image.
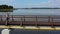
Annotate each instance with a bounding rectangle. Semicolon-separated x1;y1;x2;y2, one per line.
0;15;60;30
0;15;60;26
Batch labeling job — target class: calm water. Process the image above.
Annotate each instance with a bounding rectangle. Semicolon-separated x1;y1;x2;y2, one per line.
0;9;60;15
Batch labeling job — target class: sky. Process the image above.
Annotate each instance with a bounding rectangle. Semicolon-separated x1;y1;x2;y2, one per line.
0;0;60;8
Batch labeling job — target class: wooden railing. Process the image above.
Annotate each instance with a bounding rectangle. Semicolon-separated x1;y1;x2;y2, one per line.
0;15;60;27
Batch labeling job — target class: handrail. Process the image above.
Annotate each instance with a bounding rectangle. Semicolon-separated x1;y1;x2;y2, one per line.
0;15;60;26
0;15;60;21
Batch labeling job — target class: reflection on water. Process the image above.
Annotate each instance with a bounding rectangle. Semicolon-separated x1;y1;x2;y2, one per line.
0;9;13;15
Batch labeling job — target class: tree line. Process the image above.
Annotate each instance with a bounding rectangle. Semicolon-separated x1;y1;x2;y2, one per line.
0;5;13;9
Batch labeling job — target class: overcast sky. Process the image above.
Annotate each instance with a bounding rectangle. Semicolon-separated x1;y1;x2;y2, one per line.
0;0;60;8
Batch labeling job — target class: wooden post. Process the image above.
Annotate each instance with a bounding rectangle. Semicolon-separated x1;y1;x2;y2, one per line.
51;17;54;28
48;16;50;22
36;16;38;27
5;13;8;26
12;15;14;22
1;15;2;21
48;16;50;25
20;17;23;26
23;16;25;26
24;16;25;22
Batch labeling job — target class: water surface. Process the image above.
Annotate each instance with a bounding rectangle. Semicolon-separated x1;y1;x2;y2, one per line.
0;9;60;15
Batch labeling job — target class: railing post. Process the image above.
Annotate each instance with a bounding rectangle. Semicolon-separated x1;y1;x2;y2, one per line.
48;16;50;25
23;16;25;26
36;16;38;26
20;17;23;26
12;15;14;22
48;16;50;22
51;17;54;28
24;16;25;22
1;15;2;21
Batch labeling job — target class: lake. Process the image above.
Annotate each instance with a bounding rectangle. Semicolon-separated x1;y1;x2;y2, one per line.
0;9;60;15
